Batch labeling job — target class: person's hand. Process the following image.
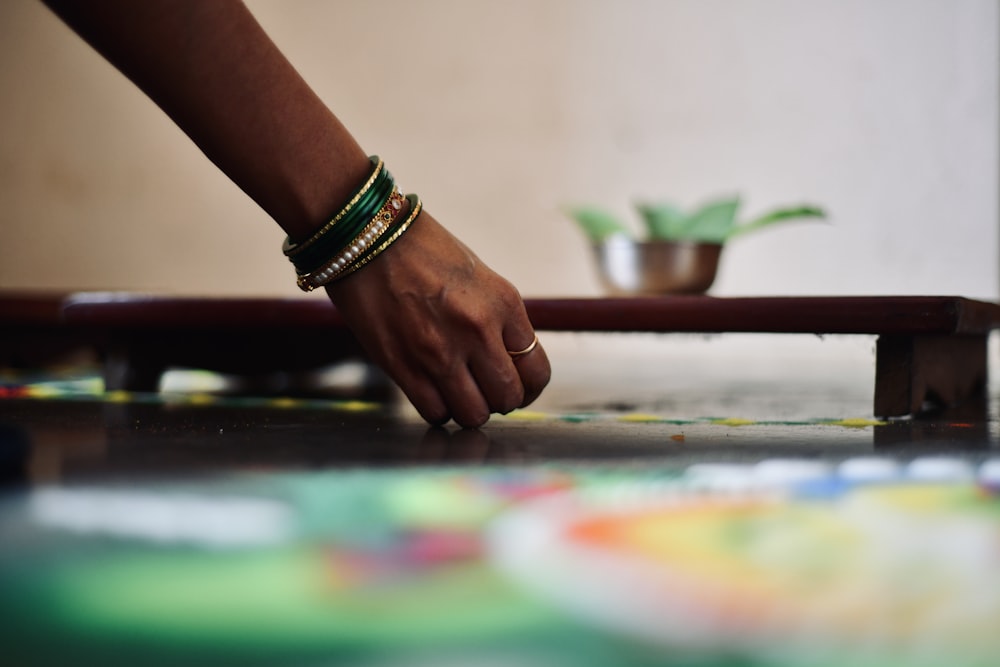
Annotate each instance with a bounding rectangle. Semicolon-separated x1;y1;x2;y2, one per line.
325;209;550;428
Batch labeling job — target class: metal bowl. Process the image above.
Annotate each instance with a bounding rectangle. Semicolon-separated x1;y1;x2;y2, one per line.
591;236;723;296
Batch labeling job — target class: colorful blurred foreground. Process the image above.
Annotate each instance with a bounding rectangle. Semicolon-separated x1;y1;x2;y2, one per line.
1;460;999;667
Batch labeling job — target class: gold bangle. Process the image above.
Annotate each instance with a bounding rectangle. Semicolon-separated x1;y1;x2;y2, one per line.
296;188;406;291
283;157;384;257
332;195;422;282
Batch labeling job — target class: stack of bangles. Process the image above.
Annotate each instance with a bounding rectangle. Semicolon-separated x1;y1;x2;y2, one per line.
283;156;422;292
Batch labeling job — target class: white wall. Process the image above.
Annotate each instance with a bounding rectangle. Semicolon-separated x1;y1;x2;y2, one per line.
1;0;997;300
557;0;999;299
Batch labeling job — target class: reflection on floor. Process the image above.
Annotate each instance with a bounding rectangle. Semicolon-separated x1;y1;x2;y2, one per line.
1;333;997;483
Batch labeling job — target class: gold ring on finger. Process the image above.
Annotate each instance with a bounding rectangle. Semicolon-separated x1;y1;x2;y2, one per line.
506;334;539;358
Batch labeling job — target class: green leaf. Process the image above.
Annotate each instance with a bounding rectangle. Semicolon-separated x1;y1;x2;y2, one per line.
683;197;741;243
726;205;826;241
636;202;689;240
564;206;631;241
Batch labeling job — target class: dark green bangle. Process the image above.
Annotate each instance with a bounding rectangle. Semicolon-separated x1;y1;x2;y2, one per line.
282;155;381;258
290;168;396;274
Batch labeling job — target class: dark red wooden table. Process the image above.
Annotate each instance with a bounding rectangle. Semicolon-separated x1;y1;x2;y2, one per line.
3;292;998;418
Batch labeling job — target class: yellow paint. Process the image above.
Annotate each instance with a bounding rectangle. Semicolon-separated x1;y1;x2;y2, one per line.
336;400;379;412
503;410;550;421
26;385;61;399
267;397;304;409
826;418;885;428
105;390;133;403
711;418;756;427
618;413;666;423
185;393;218;406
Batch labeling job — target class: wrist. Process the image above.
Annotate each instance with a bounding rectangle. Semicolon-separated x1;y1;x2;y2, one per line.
277;149;373;243
283;156;422;291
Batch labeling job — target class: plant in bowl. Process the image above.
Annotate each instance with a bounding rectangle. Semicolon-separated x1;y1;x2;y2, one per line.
567;196;826;295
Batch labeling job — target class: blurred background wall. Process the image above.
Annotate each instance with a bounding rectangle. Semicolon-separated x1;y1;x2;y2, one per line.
1;0;998;389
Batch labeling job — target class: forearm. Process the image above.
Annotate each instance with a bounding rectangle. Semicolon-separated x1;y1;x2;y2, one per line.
43;0;552;427
43;0;370;240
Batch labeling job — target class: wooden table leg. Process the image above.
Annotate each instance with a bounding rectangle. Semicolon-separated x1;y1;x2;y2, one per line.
103;341;166;393
874;334;988;418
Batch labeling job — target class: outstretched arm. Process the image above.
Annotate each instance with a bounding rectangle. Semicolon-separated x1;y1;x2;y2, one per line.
44;0;550;427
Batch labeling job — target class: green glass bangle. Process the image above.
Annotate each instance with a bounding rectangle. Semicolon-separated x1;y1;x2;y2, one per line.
290;167;396;275
282;155;382;258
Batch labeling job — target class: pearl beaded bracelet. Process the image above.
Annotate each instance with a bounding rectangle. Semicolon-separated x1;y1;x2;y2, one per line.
296;187;407;291
331;194;422;282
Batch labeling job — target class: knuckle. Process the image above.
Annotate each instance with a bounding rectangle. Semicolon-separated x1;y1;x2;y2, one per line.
411;332;453;373
440;290;493;336
498;378;525;414
500;396;524;415
522;367;551;406
497;280;522;309
460;308;493;339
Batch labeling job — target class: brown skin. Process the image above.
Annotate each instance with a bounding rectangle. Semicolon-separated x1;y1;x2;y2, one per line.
43;0;550;427
327;213;550;427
